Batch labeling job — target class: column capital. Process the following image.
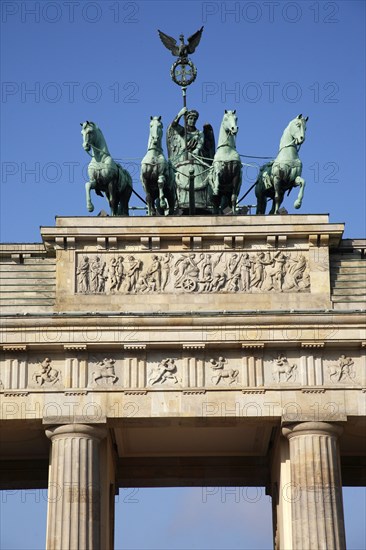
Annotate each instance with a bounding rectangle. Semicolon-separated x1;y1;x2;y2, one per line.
282;421;343;440
45;423;107;442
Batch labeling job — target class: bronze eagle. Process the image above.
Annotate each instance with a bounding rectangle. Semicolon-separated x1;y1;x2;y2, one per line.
158;27;204;58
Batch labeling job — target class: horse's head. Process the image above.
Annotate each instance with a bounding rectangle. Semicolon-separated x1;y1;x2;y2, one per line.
289;114;308;146
223;109;239;136
80;120;98;152
149;116;163;148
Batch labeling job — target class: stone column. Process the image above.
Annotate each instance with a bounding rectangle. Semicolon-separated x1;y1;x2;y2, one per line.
45;424;107;550
282;422;346;550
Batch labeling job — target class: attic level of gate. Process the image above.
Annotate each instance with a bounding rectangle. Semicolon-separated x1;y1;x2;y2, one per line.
33;213;346;315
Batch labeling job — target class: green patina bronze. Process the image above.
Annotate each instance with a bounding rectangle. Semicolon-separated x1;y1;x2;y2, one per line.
166;106;215;213
140;116;176;216
81;29;310;219
81;121;132;216
255;114;308;215
210;110;242;215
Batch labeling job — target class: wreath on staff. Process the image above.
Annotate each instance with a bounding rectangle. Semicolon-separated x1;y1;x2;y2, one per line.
170;59;197;87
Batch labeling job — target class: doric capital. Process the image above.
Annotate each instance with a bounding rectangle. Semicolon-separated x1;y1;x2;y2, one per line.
45;423;107;442
282;421;343;440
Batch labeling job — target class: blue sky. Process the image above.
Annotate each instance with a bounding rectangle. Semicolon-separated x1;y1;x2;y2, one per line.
1;0;365;240
1;1;365;548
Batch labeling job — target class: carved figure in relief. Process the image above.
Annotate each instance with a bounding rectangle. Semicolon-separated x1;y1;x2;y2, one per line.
76;256;90;293
227;273;241;292
210;357;239;385
273;251;287;291
250;252;272;290
199;253;213;289
328;355;355;383
208;272;227;292
226;253;240;278
160;253;173;290
239;253;252;291
116;256;125;290
263;251;287;292
33;358;60;386
145;255;162;291
109;258;119;292
90;256;106;293
0;379;4;390
283;254;308;291
200;252;223;291
91;358;118;385
135;275;150;293
125;256;142;292
174;254;201;291
148;358;179;385
272;353;297;383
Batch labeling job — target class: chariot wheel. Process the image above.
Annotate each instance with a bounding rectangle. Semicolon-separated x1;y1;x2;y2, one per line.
181;277;197;292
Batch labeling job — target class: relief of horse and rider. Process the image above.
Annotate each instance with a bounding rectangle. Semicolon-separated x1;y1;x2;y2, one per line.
81;109;308;218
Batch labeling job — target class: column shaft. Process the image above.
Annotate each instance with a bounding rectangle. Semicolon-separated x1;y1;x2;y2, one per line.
46;424;107;550
283;422;346;550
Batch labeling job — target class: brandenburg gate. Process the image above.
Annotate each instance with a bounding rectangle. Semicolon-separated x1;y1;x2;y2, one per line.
0;214;365;548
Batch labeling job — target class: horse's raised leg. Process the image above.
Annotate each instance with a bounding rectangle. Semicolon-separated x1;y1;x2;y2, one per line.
293;176;305;209
85;181;96;212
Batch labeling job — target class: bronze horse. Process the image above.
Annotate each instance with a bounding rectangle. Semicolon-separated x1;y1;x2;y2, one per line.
81;121;132;216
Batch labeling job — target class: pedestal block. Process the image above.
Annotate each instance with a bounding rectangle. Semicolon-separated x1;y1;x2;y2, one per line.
282;422;346;550
45;424;107;550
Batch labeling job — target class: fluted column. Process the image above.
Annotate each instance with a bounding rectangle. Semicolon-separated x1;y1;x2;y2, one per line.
282;422;346;550
45;424;107;550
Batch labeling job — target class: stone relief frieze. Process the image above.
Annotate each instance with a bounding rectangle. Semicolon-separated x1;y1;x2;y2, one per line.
148;358;180;385
271;353;297;383
89;357;119;386
1;350;361;392
75;250;310;295
32;358;62;387
327;355;356;384
209;356;239;385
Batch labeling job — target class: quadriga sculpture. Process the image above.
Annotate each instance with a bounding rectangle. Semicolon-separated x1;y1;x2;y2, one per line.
140;116;176;215
210;110;242;215
81;121;132;216
255;114;308;215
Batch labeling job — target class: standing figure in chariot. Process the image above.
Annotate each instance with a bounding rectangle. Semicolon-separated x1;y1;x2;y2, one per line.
167;107;215;213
